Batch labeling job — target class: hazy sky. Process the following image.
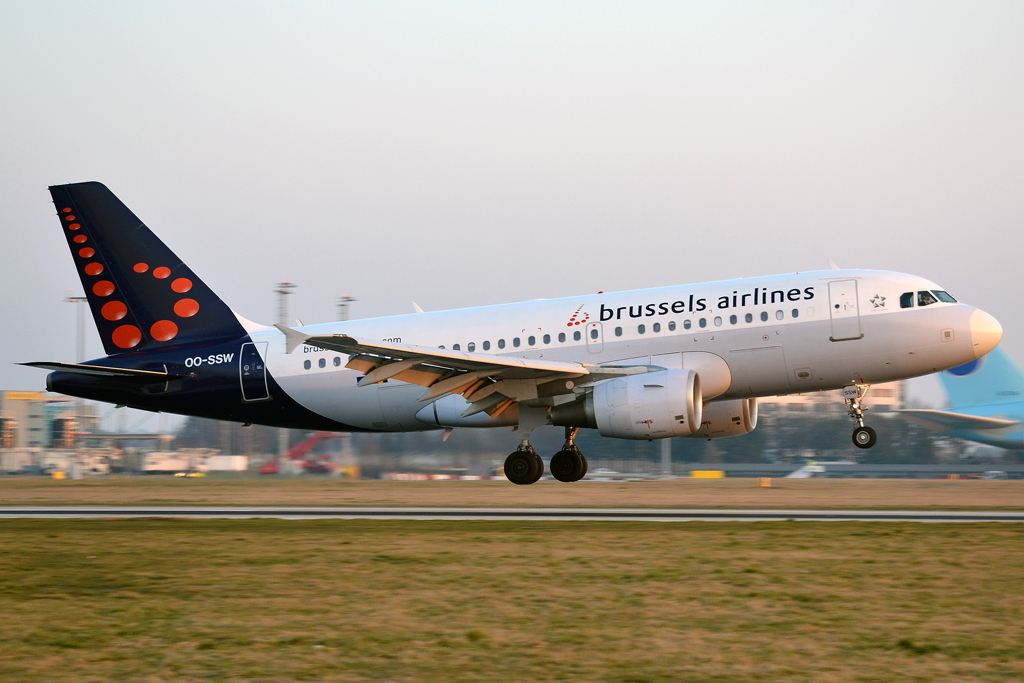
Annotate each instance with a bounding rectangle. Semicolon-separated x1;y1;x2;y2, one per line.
2;1;1023;421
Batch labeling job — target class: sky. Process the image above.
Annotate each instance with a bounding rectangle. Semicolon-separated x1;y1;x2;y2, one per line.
2;1;1023;425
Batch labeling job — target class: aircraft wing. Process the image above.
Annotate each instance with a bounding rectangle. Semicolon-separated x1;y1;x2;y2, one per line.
275;325;652;417
895;409;1020;432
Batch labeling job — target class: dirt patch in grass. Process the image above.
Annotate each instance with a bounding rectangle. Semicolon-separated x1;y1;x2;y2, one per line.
0;476;1022;509
0;519;1022;681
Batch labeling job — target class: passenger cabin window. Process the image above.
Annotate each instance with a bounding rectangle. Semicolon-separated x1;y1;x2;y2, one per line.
558;332;565;342
714;316;722;326
682;320;690;330
528;336;536;346
482;341;490;351
513;338;520;348
467;342;475;352
590;328;598;340
653;323;660;333
303;360;311;370
614;327;622;337
699;318;706;328
932;290;957;303
333;357;341;367
543;334;550;344
668;321;676;331
729;315;737;325
900;292;914;308
760;312;768;322
745;313;752;323
573;331;581;341
638;324;645;334
453;344;461;351
918;291;939;307
791;309;799;319
776;310;784;320
318;358;326;368
498;339;505;349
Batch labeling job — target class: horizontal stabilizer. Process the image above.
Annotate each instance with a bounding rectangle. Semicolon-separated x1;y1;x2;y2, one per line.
896;409;1019;433
19;362;180;384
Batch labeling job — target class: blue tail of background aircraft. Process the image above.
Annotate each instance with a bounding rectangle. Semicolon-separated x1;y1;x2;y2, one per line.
940;346;1024;409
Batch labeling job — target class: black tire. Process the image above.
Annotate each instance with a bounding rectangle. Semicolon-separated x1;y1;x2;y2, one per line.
852;426;877;449
505;451;536;485
528;453;545;484
579;454;588;479
550;449;583;483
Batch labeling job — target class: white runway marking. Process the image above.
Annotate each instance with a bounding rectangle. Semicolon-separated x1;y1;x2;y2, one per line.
0;507;1022;522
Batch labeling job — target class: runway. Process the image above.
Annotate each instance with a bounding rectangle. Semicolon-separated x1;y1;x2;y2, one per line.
1;506;1023;522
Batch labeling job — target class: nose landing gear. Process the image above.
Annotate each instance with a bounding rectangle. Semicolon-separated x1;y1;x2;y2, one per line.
845;384;877;449
550;427;588;482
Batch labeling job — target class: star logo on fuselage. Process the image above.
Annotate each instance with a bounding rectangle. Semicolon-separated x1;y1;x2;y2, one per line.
870;294;886;309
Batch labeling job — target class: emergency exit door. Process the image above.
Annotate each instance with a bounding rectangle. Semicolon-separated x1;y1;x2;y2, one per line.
828;280;863;341
239;342;270;401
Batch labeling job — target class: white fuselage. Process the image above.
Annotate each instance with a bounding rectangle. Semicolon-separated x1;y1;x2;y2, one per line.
239;269;997;432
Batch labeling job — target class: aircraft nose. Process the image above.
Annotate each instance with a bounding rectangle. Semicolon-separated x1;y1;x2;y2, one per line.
969;308;1002;359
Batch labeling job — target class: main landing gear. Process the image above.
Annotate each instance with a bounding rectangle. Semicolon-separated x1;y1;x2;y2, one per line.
504;427;589;485
504;444;544;486
550;427;588;483
844;384;877;449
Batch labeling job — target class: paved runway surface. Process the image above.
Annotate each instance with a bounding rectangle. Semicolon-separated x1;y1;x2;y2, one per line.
1;507;1023;521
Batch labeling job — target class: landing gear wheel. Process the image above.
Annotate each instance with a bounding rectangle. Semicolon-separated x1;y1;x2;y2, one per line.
852;426;877;449
579;454;588;479
550;449;584;482
505;450;538;485
529;453;545;484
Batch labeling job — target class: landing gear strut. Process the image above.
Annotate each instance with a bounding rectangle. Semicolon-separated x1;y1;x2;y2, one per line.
504;443;544;485
844;384;877;449
550;427;588;482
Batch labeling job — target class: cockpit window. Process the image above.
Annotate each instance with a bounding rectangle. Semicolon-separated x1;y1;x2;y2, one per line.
932;290;957;303
918;291;939;307
900;292;914;308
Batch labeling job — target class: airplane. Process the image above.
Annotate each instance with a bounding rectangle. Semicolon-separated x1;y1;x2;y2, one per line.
23;182;1003;484
897;345;1023;450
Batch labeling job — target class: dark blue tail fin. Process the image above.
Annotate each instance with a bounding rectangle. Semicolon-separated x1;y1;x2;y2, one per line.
49;182;246;355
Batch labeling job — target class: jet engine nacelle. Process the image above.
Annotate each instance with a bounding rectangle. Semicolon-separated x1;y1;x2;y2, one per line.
685;398;758;439
552;369;702;439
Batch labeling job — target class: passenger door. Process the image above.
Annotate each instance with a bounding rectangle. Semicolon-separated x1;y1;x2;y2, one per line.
828;280;862;341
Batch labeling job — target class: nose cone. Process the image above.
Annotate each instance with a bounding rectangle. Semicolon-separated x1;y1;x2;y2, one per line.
970;308;1003;359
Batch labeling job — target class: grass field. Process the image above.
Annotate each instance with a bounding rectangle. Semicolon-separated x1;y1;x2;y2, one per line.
1;519;1022;682
1;476;1022;509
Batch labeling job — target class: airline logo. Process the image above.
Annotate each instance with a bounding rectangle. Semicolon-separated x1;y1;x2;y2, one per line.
565;305;590;328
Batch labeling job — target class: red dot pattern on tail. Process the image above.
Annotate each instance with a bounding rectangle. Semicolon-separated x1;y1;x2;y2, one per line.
93;280;115;296
112;325;142;349
150;320;178;341
101;301;127;321
174;298;200;318
171;278;192;293
134;263;148;273
153;267;170;279
78;247;94;258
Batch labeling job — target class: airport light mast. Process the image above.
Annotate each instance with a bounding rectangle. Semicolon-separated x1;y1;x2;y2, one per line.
337;295;356;322
275;281;297;458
